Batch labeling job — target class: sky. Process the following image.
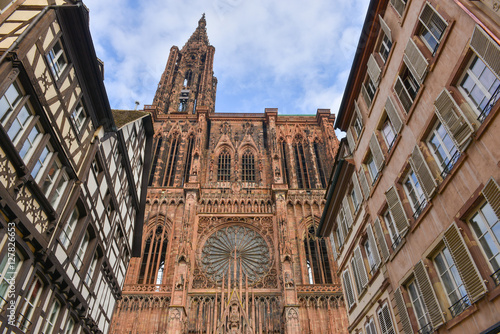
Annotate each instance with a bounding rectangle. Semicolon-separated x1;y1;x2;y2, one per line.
83;0;370;116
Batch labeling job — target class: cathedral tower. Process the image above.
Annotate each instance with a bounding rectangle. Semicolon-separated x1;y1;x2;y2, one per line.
110;15;347;334
152;14;217;115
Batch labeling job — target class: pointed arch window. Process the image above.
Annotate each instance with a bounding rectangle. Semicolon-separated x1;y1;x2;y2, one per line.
293;140;311;189
280;141;290;186
182;134;194;185
149;136;163;186
241;149;255;182
139;225;169;284
217;149;231;182
303;224;333;284
162;135;180;187
313;141;327;188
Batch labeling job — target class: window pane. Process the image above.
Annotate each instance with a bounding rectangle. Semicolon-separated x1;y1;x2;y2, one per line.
18;125;40;160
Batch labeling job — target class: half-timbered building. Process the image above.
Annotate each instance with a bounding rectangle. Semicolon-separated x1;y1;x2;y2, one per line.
0;1;153;333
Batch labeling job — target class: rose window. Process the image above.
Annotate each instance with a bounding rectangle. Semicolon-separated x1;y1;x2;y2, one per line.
200;226;271;284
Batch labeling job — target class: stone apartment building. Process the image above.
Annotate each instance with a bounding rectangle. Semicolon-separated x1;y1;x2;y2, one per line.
318;0;500;333
0;1;153;333
109;15;348;334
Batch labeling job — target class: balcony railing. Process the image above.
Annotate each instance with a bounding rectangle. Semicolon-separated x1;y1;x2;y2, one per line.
412;198;428;220
391;235;402;251
440;150;461;179
449;294;471;318
478;84;500;123
491;267;500;286
417;323;433;334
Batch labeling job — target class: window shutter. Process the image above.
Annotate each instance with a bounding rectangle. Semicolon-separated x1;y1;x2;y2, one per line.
354;246;369;288
359;169;371;199
342;270;356;308
385;186;409;236
346;128;356;153
394;288;413;334
374;218;390;261
390;0;406;17
414;260;444;328
361;84;372;108
379;304;395;334
369;133;385;171
434;89;474;151
419;4;447;43
385;96;403;133
482;177;500;219
354;100;364;127
409;145;437;199
367;54;382;85
443;223;486;303
339;211;348;240
352;172;364;201
403;38;428;84
379;15;392;41
343;196;354;228
330;232;338;261
394;76;412;113
470;25;500;78
366;224;381;268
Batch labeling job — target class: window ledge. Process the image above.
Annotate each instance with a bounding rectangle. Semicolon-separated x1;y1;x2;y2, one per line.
348;302;358;314
445;303;478;330
410;201;433;234
404;84;426;125
367;265;381;286
437;152;468;195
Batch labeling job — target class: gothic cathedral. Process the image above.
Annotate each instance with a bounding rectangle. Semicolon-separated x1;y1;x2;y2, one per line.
110;15;347;334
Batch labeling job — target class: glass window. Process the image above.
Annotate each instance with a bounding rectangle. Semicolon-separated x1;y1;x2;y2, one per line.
0;251;22;308
241;150;255;182
43;299;61;334
0;81;22;124
85;252;99;286
73;230;90;270
379;34;393;63
366;155;378;183
364;239;377;273
31;145;52;180
217;149;231;182
459;55;500;118
408;280;431;332
381;118;396;150
384;211;400;250
365;317;378;334
366;77;377;101
353;115;363;138
60;207;79;249
351;188;359;212
419;8;446;54
427;121;458;173
63;318;75;334
434;247;468;310
403;170;426;218
47;40;68;80
17;277;43;332
395;67;420;113
377;302;395;334
70;101;87;133
469;202;500;274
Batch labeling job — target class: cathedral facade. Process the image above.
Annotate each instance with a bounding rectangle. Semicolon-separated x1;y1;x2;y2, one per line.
110;15;347;334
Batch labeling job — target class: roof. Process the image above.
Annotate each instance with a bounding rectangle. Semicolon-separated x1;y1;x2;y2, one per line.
111;109;150;129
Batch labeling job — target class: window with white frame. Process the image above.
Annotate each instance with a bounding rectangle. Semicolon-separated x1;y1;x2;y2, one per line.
365;317;378;334
383;210;400;250
0;80;23;124
350;188;359;213
85;251;99;286
46;39;68;80
418;4;447;55
395;66;420;113
60;207;79;249
469;202;500;280
17;276;43;332
63;317;75;334
364;239;377;273
434;246;469;316
427;121;459;175
43;299;61;334
459;55;500;119
381;117;396;151
73;230;90;270
39;157;68;208
403;169;427;218
0;251;22;308
377;302;395;334
407;279;432;332
379;33;393;63
366;154;378;184
70;100;87;133
353;115;363;138
365;76;377;103
31;144;52;180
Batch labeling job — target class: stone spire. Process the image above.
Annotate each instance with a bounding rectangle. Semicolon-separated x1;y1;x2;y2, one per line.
182;13;210;51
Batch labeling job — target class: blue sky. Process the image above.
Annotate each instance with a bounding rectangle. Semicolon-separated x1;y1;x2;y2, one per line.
83;0;369;116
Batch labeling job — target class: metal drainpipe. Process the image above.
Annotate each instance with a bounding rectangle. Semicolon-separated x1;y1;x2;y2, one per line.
0;2;82;65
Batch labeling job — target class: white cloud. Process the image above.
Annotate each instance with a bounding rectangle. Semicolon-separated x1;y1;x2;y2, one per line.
83;0;370;115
